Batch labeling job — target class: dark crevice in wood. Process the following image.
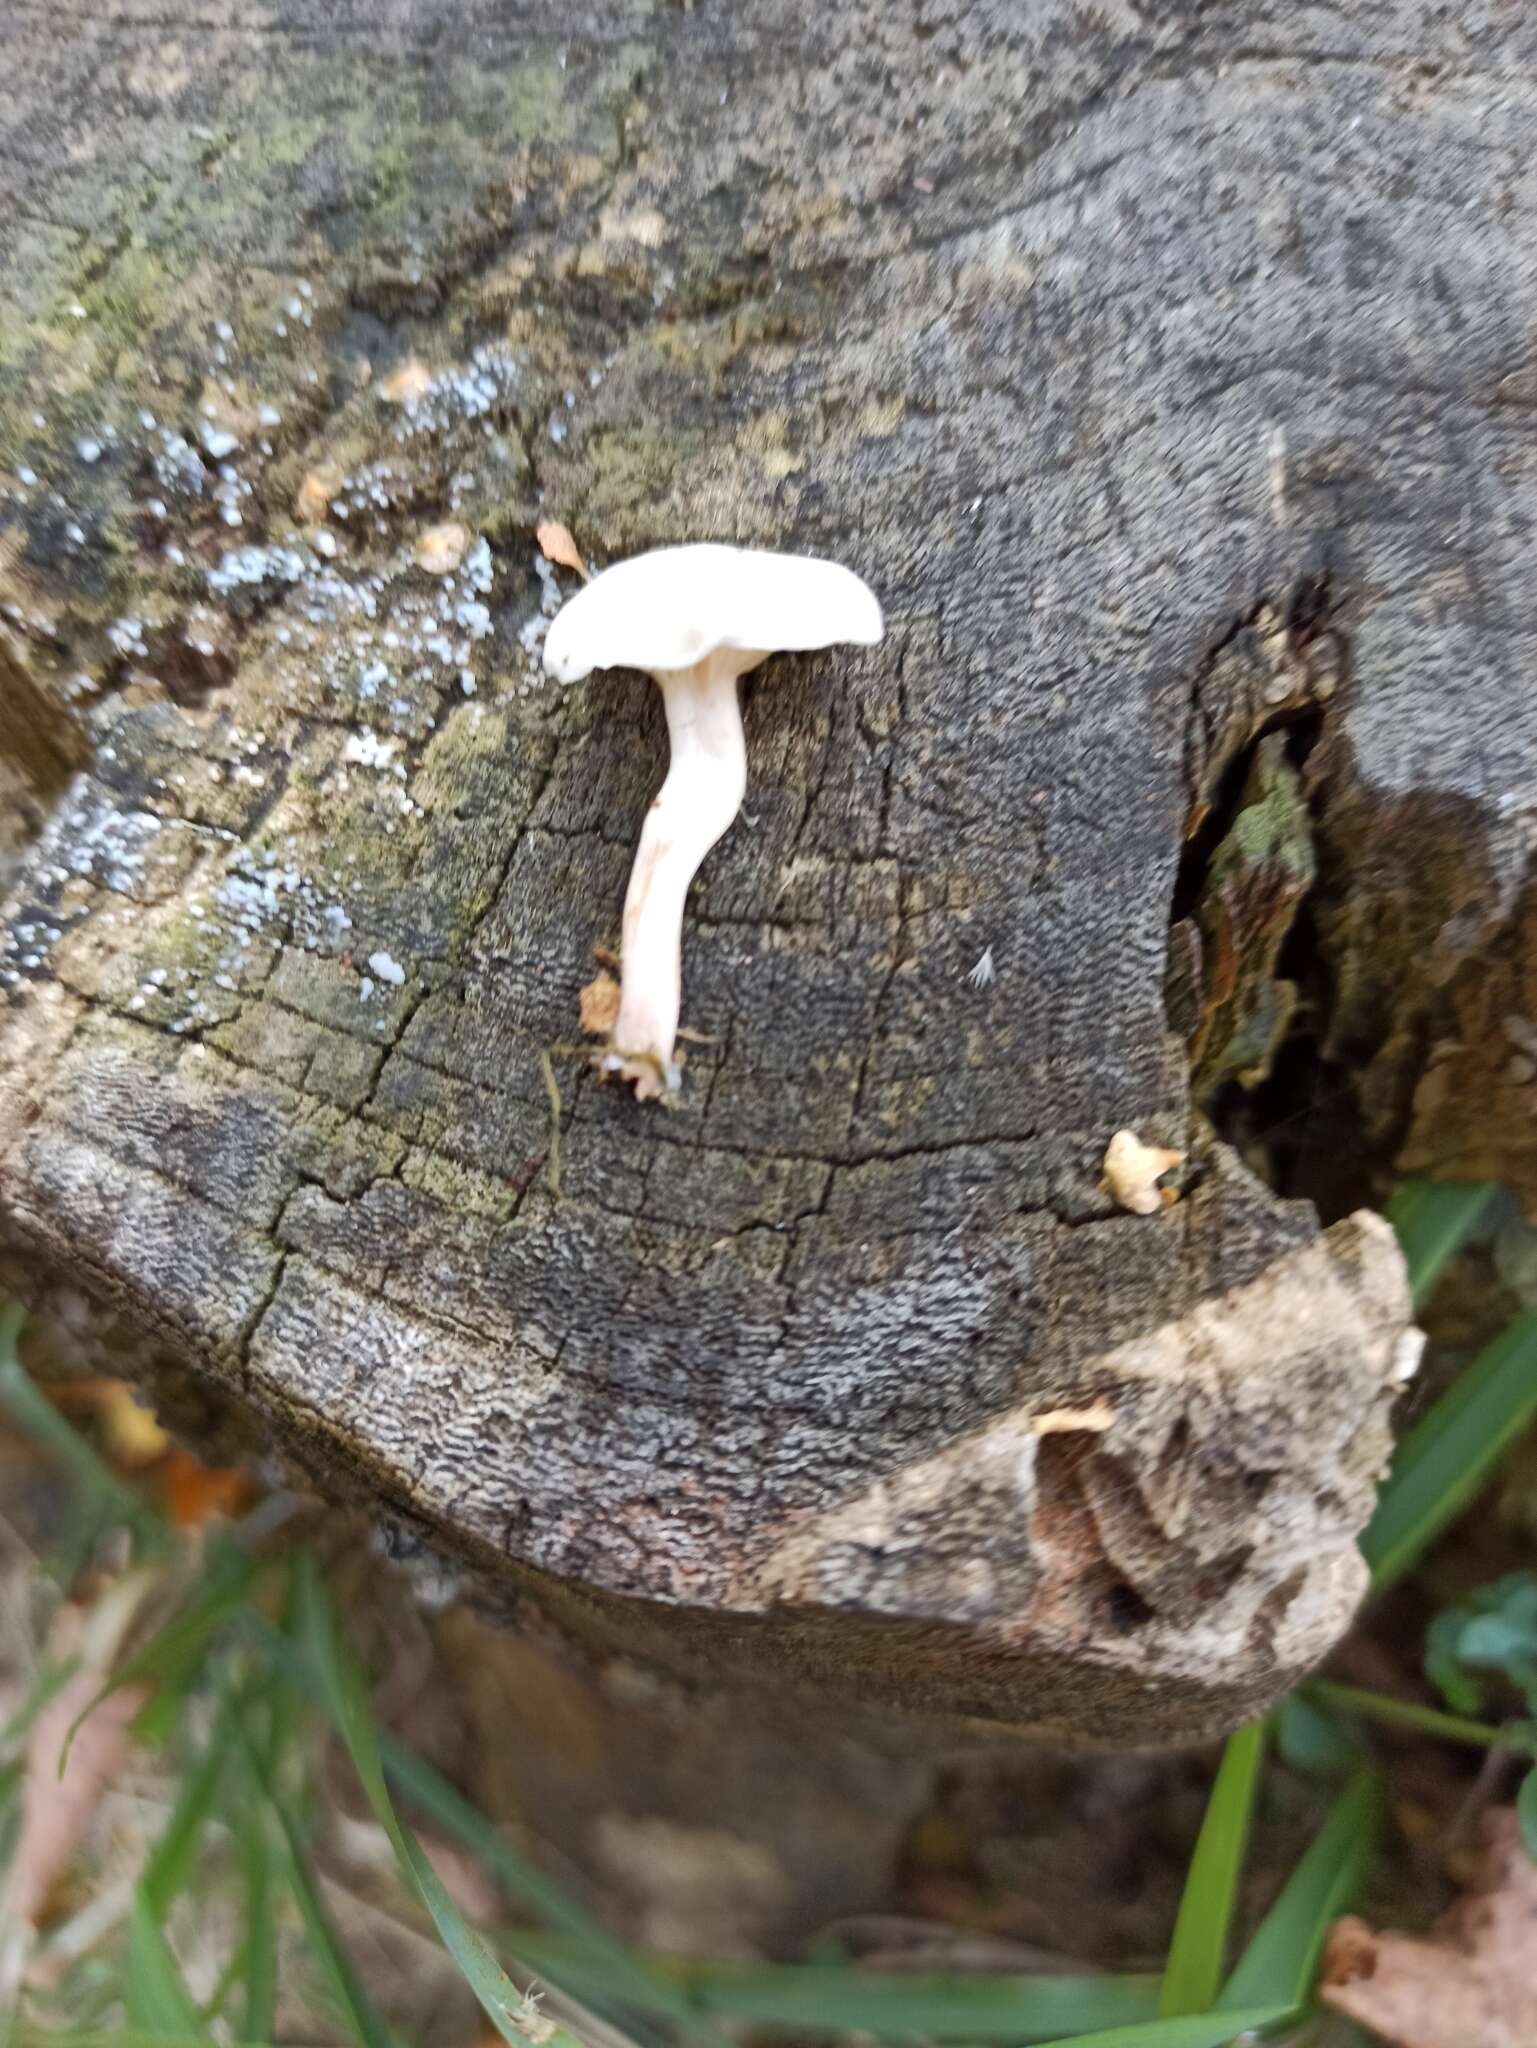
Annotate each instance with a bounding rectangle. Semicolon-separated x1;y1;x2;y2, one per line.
1171;581;1383;1223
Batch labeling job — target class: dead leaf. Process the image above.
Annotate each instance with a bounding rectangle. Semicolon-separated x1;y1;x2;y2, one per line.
295;463;342;525
578;970;621;1036
536;520;589;580
0;1588;156;1932
1321;1808;1537;2048
415;521;470;576
381;356;433;405
1102;1129;1184;1216
161;1446;251;1527
95;1381;169;1466
1032;1399;1117;1436
53;1378;170;1467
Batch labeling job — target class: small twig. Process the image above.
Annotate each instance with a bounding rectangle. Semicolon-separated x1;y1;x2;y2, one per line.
1437;1742;1517;1857
1306;1679;1526;1754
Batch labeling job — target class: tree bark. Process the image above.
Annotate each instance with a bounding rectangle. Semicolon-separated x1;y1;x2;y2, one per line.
5;0;1528;1745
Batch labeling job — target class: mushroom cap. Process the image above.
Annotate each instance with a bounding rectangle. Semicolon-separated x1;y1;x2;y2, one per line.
542;543;884;685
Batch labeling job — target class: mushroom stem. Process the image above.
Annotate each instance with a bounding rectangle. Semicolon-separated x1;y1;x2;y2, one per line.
607;651;752;1098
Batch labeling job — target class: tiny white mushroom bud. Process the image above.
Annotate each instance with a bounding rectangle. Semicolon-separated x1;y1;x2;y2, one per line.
543;543;884;1099
1103;1129;1185;1216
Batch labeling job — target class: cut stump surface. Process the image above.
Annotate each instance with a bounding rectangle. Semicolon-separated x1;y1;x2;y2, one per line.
5;0;1532;1742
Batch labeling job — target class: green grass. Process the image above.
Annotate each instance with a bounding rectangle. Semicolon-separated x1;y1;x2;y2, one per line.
0;1167;1533;2047
1385;1179;1501;1307
1157;1723;1265;2017
1361;1309;1537;1595
1216;1774;1384;2015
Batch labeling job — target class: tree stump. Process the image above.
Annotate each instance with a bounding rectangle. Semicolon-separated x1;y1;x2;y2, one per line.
4;0;1528;1746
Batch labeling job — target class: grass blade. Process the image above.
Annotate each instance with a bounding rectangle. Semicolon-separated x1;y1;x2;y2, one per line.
229;1712;398;2048
269;1790;398;2048
238;1794;278;2042
380;1729;699;2023
1386;1181;1500;1305
1218;1771;1383;2013
297;1560;586;2048
139;1702;233;1920
62;1545;257;1767
1305;1679;1527;1755
1035;2009;1293;2048
1158;1722;1266;2017
124;1546;258;1736
124;1895;209;2038
1519;1768;1537;1864
239;1605;693;2023
684;1969;1157;2041
14;2035;247;2047
496;1935;1161;2040
1363;1309;1537;1594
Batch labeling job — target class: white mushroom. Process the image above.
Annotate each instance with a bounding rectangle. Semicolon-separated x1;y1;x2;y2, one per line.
543;543;884;1099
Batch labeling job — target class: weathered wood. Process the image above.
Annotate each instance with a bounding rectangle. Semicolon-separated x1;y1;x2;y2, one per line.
6;0;1531;1744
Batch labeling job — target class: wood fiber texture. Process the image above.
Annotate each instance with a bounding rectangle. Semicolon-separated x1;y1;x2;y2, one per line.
5;0;1531;1741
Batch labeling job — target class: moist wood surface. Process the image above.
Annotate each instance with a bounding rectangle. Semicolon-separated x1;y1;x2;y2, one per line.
3;0;1531;1742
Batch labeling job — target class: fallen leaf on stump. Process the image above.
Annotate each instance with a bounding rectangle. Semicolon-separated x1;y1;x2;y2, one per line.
579;970;621;1036
1320;1807;1537;2048
1102;1129;1184;1215
537;520;589;579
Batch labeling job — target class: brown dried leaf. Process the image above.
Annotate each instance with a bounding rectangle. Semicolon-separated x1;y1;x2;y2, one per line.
415;522;470;576
536;520;589;580
1321;1808;1537;2048
0;1592;154;1930
93;1380;169;1466
578;970;621;1037
1032;1399;1117;1436
1102;1129;1184;1216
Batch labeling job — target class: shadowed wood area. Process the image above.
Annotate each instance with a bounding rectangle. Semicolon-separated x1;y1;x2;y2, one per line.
2;0;1532;1744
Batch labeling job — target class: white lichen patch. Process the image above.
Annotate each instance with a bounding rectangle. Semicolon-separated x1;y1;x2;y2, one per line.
367;950;406;987
343;731;403;771
0;286;554;1084
384;345;524;444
